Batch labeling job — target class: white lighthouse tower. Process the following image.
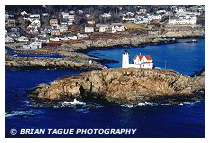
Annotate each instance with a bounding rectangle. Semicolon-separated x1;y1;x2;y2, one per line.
122;50;129;68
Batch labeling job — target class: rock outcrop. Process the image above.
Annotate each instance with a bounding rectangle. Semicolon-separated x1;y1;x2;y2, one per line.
30;68;205;104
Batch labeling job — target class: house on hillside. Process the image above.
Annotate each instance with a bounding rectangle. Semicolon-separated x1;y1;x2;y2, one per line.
5;19;16;27
5;36;14;43
17;36;29;42
77;33;89;39
169;14;197;25
28;14;40;22
122;50;153;69
85;27;94;33
111;25;126;33
50;19;59;28
51;29;61;36
23;41;42;49
68;35;77;40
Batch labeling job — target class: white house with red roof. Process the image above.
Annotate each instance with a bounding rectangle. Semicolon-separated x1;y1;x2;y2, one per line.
122;50;153;69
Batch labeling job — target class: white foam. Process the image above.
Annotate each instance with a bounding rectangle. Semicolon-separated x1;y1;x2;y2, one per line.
60;99;86;107
138;102;158;106
120;104;134;108
5;110;42;118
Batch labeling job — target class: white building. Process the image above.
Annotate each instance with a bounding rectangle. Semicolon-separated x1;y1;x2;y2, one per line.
23;41;42;49
61;12;70;19
112;25;126;33
134;15;149;24
85;27;94;33
148;14;162;21
17;36;29;42
122;12;136;22
21;11;28;16
5;36;14;43
156;10;167;14
138;9;147;14
68;35;77;40
59;25;68;33
50;19;59;27
169;15;197;25
77;33;89;39
174;7;187;14
101;13;112;18
87;21;95;25
27;19;41;34
29;14;40;19
31;19;41;27
122;50;153;69
99;26;109;32
28;14;40;22
50;37;60;42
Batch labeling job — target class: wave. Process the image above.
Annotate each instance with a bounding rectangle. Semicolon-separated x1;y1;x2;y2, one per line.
5;109;42;118
54;99;103;110
120;101;202;108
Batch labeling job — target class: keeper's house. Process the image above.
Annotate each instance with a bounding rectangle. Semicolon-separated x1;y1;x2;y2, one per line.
122;50;153;69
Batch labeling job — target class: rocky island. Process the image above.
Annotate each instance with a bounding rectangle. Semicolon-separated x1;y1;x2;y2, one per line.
30;68;205;105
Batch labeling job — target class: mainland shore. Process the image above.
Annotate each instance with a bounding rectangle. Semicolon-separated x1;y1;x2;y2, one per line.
5;25;205;71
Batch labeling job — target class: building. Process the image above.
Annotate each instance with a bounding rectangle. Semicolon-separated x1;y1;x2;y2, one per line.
59;36;69;41
148;14;162;21
27;19;41;34
17;36;29;42
122;12;136;22
29;14;40;19
6;32;20;40
138;9;147;14
51;29;61;36
61;12;74;25
169;14;197;25
40;38;50;43
99;26;109;32
28;14;41;22
59;25;68;33
23;41;42;49
112;25;126;33
77;33;89;39
5;36;14;43
101;13;112;18
85;27;94;33
96;24;109;32
5;19;15;27
122;50;153;69
87;20;95;25
49;37;60;42
68;35;77;40
134;15;149;24
21;11;28;16
30;19;41;27
61;12;70;19
50;19;59;27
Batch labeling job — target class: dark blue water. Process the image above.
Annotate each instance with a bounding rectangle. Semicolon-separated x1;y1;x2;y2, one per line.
88;38;205;75
6;47;62;58
5;38;205;138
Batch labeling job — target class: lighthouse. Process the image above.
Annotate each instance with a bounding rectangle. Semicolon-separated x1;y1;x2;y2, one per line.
122;50;129;68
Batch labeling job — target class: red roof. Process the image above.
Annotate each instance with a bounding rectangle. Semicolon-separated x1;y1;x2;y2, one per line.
134;55;152;60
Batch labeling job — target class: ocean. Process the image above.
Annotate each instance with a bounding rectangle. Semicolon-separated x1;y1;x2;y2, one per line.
5;38;205;138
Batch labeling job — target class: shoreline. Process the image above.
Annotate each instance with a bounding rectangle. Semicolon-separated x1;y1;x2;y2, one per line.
29;68;205;105
5;34;205;71
76;36;204;54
